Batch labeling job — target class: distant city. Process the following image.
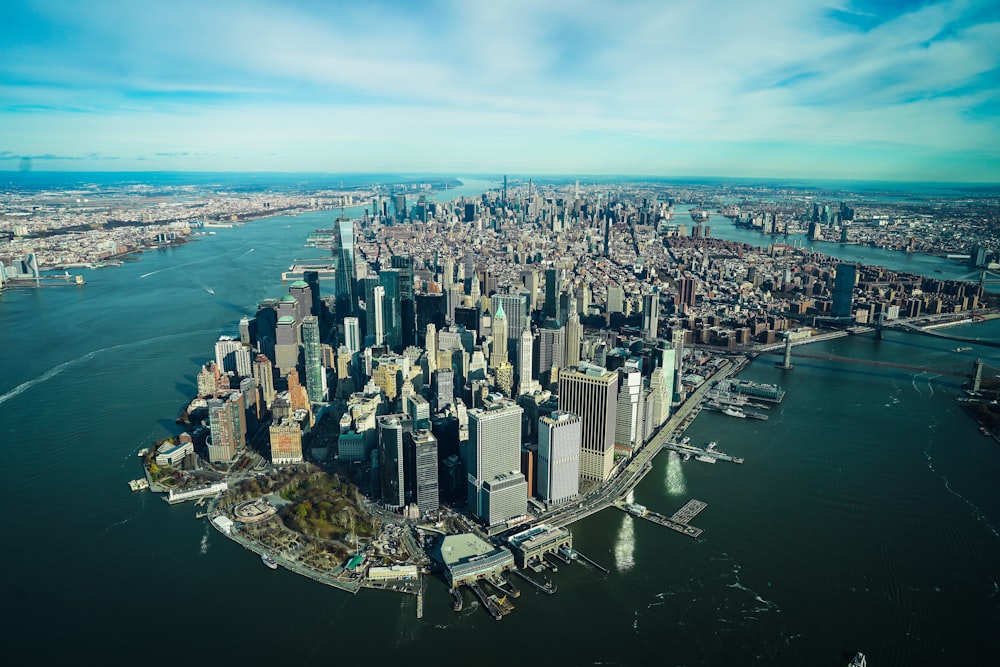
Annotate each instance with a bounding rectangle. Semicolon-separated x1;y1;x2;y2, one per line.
3;174;998;620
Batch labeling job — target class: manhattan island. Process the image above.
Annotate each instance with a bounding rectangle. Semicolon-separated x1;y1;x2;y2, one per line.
139;178;998;619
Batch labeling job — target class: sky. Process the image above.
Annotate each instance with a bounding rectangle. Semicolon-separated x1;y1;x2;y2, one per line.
1;0;998;181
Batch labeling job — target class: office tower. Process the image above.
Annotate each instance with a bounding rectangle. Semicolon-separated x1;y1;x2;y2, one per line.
289;280;313;324
603;215;611;257
832;263;857;318
538;322;565;388
432;367;454;411
369;283;386;346
575;282;590;315
393;194;407;221
565;306;582;369
253;354;276;410
491;292;529;360
380;268;402;351
269;419;303;464
649;355;673;427
391;255;416;347
302;316;325;403
207;394;245;463
642;288;660;340
405;394;431;431
543;267;559;322
493;361;514;397
467;399;527;525
464;202;476;222
491;301;508;366
425;323;438;374
215;336;252;378
442;257;455;289
454;305;480;337
447;283;461;325
538;411;581;504
675;278;696;312
409;429;439;516
558;364;617;482
517;325;535;396
615;365;644;450
239;316;257;348
303;270;322;318
520;269;539;311
377;414;413;509
274;316;300;377
333;217;356;319
255;299;278;362
342;315;361;355
607;284;625;313
415;293;447;345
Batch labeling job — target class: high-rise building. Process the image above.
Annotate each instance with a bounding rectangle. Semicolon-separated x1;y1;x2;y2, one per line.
642;288;660;340
615;365;644;450
344;316;361;356
432;367;455;411
377;414;413;509
253;354;276;410
675;278;696;312
538;411;581;504
302;315;325;403
491;292;529;361
409;429;439;516
832;263;857;318
207;394;246;463
379;268;402;351
303;270;322;318
543;267;560;322
565;306;582;369
269;419;303;464
391;255;416;347
491;300;508;367
538;322;565;388
333;217;356;320
517;325;536;396
215;336;252;378
289;280;313;324
274;316;299;377
467;399;526;525
558;364;617;482
607;284;625;314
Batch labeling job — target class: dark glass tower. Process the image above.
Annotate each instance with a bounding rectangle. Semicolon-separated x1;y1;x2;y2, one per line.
333;217;356;322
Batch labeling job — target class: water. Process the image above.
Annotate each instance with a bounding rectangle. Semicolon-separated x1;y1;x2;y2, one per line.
2;206;999;665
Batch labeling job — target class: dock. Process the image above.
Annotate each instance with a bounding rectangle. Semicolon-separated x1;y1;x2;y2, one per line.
511;568;556;594
664;440;743;464
572;550;609;574
619;499;707;539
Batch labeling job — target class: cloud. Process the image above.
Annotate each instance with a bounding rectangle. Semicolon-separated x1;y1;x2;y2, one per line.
0;0;996;180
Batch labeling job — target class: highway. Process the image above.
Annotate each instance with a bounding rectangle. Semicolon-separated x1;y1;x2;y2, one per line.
544;360;738;529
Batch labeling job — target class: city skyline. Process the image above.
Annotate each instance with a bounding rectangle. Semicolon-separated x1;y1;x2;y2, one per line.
2;0;998;182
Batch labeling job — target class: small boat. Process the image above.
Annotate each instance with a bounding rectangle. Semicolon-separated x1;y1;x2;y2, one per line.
695;455;717;464
261;554;278;570
206;288;215;295
848;652;866;667
953;347;972;352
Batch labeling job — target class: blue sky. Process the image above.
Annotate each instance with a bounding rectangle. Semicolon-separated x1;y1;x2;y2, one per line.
1;0;998;181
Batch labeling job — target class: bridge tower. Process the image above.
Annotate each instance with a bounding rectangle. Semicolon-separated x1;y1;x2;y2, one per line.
774;334;795;370
973;358;984;393
874;311;884;341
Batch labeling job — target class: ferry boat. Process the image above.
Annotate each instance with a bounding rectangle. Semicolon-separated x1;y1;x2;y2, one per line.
722;407;747;418
695;455;717;464
954;346;973;352
848;652;866;667
261;554;279;570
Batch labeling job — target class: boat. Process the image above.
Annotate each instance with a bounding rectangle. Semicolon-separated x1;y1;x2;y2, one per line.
722;407;747;418
981;426;991;436
695;455;717;464
690;208;710;222
682;453;691;461
848;652;866;667
261;554;279;570
954;346;972;352
206;288;215;295
707;441;717;450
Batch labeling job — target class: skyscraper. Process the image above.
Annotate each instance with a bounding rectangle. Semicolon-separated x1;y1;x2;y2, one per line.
675;278;696;312
269;419;303;464
379;268;402;351
302;315;325;403
642;287;660;340
517;325;535;396
207;394;246;463
832;263;857;318
543;267;560;322
538;411;581;504
253;354;276;410
491;300;508;367
565;305;582;369
377;414;413;509
390;255;416;347
615;365;644;450
344;316;361;356
409;429;439;516
333;217;356;320
558;364;617;482
538;321;565;388
467;399;526;525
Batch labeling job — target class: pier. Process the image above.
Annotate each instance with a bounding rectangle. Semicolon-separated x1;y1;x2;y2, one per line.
619;499;708;539
510;568;557;594
572;550;610;574
664;440;743;464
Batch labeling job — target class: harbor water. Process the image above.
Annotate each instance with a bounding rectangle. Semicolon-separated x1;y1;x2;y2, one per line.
1;200;998;665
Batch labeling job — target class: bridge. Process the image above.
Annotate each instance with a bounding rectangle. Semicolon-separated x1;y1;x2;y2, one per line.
769;350;974;377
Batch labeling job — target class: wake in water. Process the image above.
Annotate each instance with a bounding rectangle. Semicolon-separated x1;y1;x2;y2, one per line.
0;328;220;407
200;523;211;555
665;451;687;496
923;441;1000;539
